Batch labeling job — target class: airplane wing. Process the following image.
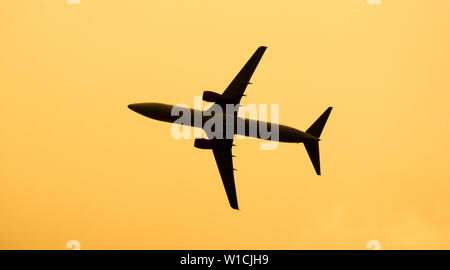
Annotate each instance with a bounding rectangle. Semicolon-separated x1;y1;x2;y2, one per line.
221;46;267;105
206;46;267;210
212;145;239;210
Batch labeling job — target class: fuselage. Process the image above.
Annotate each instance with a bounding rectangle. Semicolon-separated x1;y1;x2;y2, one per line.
128;103;319;143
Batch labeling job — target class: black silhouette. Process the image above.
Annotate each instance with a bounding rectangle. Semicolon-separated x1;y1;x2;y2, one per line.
128;46;332;210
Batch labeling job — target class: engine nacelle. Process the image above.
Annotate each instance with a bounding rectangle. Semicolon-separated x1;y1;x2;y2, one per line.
202;91;234;104
194;138;234;149
202;91;223;103
194;138;214;149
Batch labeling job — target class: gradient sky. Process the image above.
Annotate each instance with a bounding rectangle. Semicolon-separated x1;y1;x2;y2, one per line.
1;0;450;249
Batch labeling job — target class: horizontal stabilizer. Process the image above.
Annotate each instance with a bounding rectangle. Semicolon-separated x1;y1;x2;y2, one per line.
306;107;332;138
304;141;321;175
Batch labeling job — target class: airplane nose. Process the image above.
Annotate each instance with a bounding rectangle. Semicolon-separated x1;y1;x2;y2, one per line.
127;103;156;117
127;102;164;118
128;103;139;112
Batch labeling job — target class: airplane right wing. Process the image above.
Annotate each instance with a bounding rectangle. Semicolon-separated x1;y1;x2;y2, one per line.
212;145;239;210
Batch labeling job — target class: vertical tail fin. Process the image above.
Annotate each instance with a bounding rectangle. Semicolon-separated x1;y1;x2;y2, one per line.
304;107;332;175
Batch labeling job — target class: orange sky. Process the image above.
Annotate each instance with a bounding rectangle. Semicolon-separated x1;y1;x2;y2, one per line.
1;0;450;249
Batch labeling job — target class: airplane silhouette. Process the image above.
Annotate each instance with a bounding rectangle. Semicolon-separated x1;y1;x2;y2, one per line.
128;46;332;210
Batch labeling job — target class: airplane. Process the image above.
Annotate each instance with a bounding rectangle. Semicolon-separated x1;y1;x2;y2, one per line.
128;46;332;210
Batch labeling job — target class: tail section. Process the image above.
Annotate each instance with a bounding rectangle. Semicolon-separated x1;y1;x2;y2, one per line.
304;141;321;175
306;107;332;138
304;107;332;175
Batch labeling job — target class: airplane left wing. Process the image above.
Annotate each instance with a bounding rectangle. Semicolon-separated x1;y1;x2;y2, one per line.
212;146;239;210
221;46;267;105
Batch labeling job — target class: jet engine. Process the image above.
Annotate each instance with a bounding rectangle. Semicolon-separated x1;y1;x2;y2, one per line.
202;91;223;103
194;138;214;149
194;138;234;149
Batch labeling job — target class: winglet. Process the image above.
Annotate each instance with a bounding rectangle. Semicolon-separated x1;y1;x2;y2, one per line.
231;203;239;210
